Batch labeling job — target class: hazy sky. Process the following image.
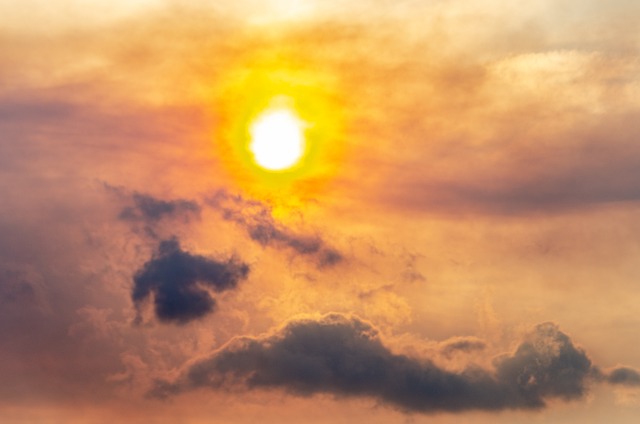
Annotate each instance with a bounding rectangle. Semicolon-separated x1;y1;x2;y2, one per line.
1;1;640;423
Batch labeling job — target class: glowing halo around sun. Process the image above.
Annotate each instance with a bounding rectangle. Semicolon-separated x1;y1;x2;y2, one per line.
249;106;306;171
211;56;347;197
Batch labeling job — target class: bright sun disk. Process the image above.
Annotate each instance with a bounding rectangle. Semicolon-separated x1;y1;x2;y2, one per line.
249;107;306;171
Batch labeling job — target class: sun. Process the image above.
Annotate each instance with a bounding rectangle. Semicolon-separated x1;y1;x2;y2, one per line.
212;61;347;194
249;105;306;171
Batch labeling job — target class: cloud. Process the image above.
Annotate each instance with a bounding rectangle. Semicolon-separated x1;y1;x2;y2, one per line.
150;315;608;413
132;238;249;325
0;95;75;122
606;367;640;386
0;278;36;305
208;191;342;268
119;193;200;223
439;336;487;358
109;188;201;239
494;322;592;404
2;2;640;421
355;50;640;217
592;366;640;387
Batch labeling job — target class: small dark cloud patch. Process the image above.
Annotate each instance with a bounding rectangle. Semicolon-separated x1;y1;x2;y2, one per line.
105;184;201;239
151;315;604;413
208;191;343;268
604;366;640;387
0;279;36;304
0;266;44;312
440;336;486;358
132;238;249;325
119;193;200;223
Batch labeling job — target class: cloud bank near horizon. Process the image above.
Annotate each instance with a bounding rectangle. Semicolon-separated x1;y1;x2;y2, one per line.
152;314;639;413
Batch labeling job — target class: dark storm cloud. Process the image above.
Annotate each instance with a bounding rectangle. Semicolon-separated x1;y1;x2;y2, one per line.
152;315;604;413
132;238;249;325
208;191;343;268
118;192;200;223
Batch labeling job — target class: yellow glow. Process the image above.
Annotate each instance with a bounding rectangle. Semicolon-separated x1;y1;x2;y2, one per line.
249;106;306;171
211;52;348;198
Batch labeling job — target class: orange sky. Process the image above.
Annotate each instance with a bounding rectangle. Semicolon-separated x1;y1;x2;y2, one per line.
1;1;640;423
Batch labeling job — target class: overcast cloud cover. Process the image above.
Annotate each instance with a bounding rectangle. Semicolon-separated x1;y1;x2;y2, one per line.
1;1;640;423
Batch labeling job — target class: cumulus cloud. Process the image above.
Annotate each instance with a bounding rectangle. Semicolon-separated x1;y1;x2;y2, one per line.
150;315;611;413
208;191;342;268
494;322;592;404
132;238;249;325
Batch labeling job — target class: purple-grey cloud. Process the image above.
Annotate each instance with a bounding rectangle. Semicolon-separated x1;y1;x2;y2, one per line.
150;315;623;413
119;193;200;224
439;336;487;358
132;238;249;325
208;190;342;268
